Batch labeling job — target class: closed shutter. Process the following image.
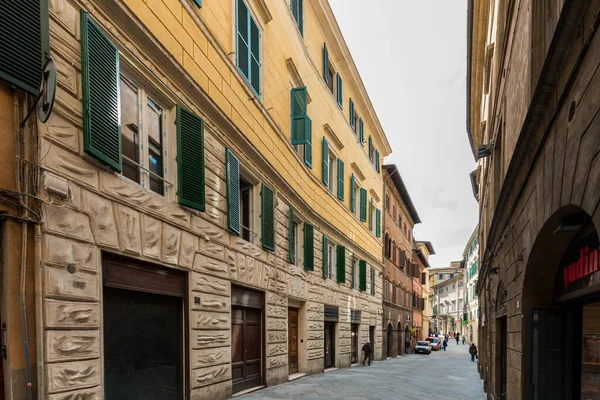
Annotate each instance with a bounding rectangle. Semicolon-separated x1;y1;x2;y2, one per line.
336;245;345;284
368;136;373;161
288;206;295;263
359;188;367;222
0;0;49;95
370;267;375;295
359;118;364;146
304;223;314;271
359;260;367;292
304;118;312;167
350;173;356;213
337;159;344;200
375;150;380;173
376;208;381;238
291;87;308;144
226;149;241;235
349;98;355;129
176;105;205;211
261;184;275;251
81;11;121;172
323;43;329;85
351;257;355;288
322;235;328;278
336;73;343;108
249;16;260;94
236;0;260;94
193;0;202;6
322;137;329;186
369;198;374;231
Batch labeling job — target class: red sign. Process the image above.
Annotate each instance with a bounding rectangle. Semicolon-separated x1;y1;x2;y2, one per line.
563;246;599;288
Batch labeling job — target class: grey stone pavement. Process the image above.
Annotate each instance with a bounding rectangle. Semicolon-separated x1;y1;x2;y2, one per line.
239;340;485;400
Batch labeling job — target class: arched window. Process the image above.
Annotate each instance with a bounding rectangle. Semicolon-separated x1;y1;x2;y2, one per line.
384;233;391;258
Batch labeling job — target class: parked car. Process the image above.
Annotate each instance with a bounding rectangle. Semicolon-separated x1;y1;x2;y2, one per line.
415;340;432;355
426;336;442;351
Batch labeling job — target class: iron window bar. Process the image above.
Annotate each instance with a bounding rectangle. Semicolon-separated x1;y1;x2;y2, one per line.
121;154;173;187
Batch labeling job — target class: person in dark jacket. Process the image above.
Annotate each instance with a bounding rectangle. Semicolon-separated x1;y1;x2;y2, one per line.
442;338;448;351
456;333;460;345
469;343;478;362
362;342;372;366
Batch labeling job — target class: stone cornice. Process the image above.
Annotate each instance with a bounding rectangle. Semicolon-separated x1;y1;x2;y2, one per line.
286;58;312;103
323;123;344;152
351;162;365;181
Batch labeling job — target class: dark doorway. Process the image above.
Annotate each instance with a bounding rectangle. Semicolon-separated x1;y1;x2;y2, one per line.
232;306;262;393
497;316;507;399
397;322;402;356
324;321;336;368
387;324;393;358
103;288;183;399
369;326;375;354
531;308;567;400
351;324;359;364
288;308;299;374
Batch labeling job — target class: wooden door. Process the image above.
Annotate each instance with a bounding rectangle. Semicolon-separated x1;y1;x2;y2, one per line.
324;322;335;369
351;324;359;364
288;309;299;374
232;306;263;393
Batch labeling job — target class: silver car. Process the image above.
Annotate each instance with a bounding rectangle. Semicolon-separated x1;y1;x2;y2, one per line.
415;340;431;355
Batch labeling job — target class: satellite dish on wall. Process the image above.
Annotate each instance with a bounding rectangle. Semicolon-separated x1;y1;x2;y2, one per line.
20;57;57;126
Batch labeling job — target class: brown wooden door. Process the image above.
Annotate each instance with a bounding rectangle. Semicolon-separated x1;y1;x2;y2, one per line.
288;309;299;374
351;324;359;364
324;322;335;369
232;306;263;393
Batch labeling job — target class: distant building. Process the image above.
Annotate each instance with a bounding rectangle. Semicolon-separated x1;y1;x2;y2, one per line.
429;263;464;334
462;226;479;345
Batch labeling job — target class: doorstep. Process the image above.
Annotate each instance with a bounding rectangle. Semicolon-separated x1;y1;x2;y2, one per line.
231;386;265;398
288;372;306;382
324;367;339;373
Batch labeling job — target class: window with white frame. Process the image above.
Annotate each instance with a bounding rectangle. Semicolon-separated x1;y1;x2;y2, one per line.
352;256;359;289
327;240;335;281
120;75;168;196
239;170;260;244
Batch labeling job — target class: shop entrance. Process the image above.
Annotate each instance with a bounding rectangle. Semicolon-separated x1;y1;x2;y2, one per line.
324;321;336;368
103;257;185;400
386;324;393;358
351;323;359;364
397;322;402;355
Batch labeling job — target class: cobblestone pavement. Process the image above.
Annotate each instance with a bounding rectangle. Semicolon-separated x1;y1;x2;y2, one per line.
239;340;485;400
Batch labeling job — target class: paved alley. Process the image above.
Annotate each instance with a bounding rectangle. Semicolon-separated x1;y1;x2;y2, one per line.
238;341;485;400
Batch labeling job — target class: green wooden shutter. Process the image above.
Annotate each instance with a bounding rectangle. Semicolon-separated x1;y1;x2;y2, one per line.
177;105;205;210
304;223;314;271
322;235;328;278
291;0;303;34
351;257;355;288
291;87;308;144
350;173;356;213
322;137;329;186
236;0;250;80
360;188;367;222
359;118;364;146
371;267;375;295
261;184;275;251
369;198;374;231
288;206;295;263
81;11;121;172
368;136;373;161
375;150;380;173
249;16;261;94
336;73;343;108
336;245;345;284
349;98;355;129
337;159;344;200
304;118;312;167
226;149;240;235
193;0;202;6
376;208;381;238
323;43;329;84
0;0;49;95
359;260;367;292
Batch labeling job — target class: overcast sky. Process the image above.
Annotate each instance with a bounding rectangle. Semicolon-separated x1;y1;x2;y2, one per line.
329;0;478;267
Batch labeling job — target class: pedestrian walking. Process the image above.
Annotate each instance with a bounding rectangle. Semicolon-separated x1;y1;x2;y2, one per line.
362;342;372;366
442;338;448;351
469;343;478;362
462;336;466;345
456;333;460;345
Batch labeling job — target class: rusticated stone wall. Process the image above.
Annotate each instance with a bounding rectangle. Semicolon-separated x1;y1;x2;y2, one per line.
39;1;384;399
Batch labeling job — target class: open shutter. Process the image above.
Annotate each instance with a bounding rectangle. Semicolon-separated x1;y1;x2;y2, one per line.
337;159;344;200
349;98;355;129
322;235;328;278
375;150;380;173
304;223;314;271
288;206;295;263
336;73;343;108
359;260;367;292
336;245;345;284
236;0;250;80
81;11;121;172
304;118;312;167
261;184;275;251
193;0;202;6
1;0;49;95
369;198;374;231
322;137;329;186
359;118;365;146
351;257;355;288
376;208;381;238
368;136;373;161
323;43;329;85
370;267;375;295
177;105;205;211
350;173;356;213
291;87;308;144
226;149;240;235
359;188;367;222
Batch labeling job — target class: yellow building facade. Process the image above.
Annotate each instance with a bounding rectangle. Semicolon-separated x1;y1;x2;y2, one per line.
0;0;391;398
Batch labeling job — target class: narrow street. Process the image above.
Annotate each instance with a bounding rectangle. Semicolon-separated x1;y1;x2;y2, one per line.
239;341;485;399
